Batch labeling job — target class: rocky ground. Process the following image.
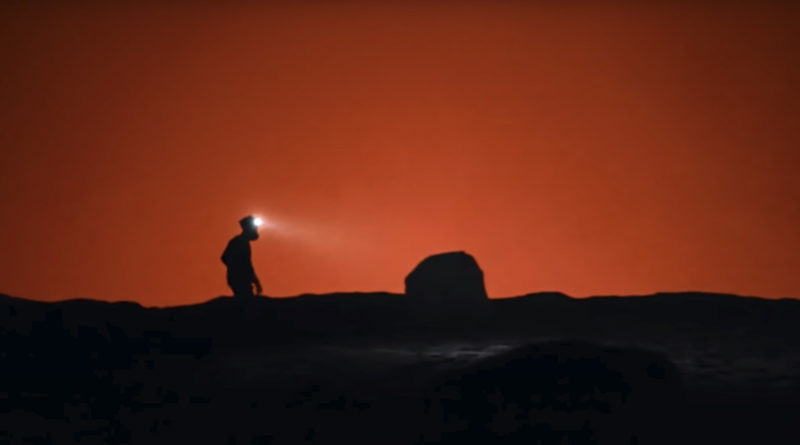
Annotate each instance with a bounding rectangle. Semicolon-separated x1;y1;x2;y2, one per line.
1;292;799;444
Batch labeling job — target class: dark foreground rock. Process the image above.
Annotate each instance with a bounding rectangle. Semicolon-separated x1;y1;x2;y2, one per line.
419;341;684;445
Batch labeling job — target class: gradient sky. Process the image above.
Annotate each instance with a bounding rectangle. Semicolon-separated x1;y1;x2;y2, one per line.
1;2;799;306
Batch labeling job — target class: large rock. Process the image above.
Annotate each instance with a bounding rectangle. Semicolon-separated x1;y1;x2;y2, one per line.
419;341;686;445
405;251;488;304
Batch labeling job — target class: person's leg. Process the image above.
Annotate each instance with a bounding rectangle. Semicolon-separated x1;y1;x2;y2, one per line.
227;273;254;298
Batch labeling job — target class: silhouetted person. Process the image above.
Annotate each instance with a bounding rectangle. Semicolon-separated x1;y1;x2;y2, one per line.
221;215;262;298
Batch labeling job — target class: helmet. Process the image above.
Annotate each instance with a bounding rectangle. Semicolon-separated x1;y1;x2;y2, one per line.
239;215;256;230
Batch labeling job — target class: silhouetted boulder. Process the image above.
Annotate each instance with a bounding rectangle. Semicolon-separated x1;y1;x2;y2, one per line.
405;251;488;304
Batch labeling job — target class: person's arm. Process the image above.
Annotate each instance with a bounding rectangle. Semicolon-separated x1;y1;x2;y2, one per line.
246;242;261;295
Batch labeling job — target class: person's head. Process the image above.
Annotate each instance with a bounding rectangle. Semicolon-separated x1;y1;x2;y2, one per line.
239;215;260;240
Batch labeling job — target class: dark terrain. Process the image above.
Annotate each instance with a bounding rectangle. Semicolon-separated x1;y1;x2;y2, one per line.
2;290;799;444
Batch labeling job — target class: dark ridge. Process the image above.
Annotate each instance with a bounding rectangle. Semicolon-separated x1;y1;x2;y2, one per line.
0;293;40;304
2;291;798;347
498;291;573;301
588;291;763;302
8;289;796;309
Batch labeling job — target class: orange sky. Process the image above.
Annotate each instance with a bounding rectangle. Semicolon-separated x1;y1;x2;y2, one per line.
1;2;799;306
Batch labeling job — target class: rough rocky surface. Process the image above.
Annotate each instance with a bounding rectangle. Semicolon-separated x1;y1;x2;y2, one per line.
1;290;799;444
420;341;684;445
